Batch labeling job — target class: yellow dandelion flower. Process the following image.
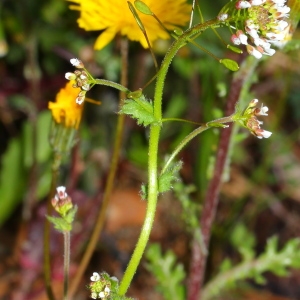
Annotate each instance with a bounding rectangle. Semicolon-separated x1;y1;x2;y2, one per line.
68;0;192;50
48;81;83;129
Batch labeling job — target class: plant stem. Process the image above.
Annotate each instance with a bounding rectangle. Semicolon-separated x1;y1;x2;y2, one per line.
92;78;130;94
68;38;129;299
63;231;71;300
119;18;223;296
44;152;61;300
187;56;258;300
161;117;233;175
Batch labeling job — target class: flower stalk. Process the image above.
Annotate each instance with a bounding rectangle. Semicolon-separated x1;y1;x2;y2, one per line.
68;39;129;299
187;56;259;300
118;17;224;296
47;186;77;300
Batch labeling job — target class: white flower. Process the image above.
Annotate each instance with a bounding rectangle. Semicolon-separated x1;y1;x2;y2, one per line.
260;105;269;115
255;104;269;116
70;58;84;68
110;276;118;282
245;27;259;40
99;292;105;299
236;1;252;9
250;0;266;5
76;96;85;105
275;20;289;31
266;31;285;41
104;286;110;295
65;72;76;80
56;186;67;200
91;292;98;299
246;45;263;59
231;34;241;45
229;0;290;59
81;83;90;91
256;129;272;139
218;13;228;21
237;30;248;44
276;5;290;17
263;47;276;56
90;272;100;282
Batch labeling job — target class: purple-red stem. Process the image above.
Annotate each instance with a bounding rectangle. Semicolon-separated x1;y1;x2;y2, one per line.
187;56;256;300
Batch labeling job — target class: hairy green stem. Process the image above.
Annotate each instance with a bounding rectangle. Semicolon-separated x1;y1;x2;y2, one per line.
161;116;233;175
68;38;129;299
44;152;61;300
63;231;70;300
92;79;130;94
119;17;222;296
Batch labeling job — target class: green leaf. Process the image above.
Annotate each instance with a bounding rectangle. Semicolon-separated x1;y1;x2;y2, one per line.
134;0;152;15
219;58;239;71
140;183;148;200
120;95;157;126
146;243;186;300
158;161;182;194
202;237;300;300
0;137;26;226
64;205;78;224
227;44;243;54
46;215;72;232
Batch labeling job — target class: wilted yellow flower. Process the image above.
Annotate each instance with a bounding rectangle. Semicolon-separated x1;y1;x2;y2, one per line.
48;81;83;129
68;0;192;50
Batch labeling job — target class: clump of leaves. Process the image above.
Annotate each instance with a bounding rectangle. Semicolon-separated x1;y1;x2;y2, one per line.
145;243;186;300
202;224;300;300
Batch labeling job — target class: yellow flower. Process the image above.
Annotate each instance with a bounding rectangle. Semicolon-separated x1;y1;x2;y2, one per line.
68;0;192;50
48;81;83;129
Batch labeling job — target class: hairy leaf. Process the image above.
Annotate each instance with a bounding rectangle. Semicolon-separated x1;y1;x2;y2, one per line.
120;95;157;126
158;161;182;194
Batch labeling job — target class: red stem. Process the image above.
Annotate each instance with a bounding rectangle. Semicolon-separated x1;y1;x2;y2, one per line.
187;55;256;300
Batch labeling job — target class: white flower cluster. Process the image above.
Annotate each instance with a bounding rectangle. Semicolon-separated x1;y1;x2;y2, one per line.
232;0;290;59
233;99;272;139
89;272;111;299
65;58;91;105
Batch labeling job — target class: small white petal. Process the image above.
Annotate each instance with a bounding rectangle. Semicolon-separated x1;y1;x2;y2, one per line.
261;130;272;138
260;105;269;115
110;276;118;282
237;31;248;45
65;72;76;80
276;5;290;17
231;34;241;45
76;96;85;105
272;0;286;6
236;1;252;8
276;20;289;31
91;292;98;299
99;292;105;299
82;84;90;91
246;27;259;39
250;0;266;5
247;45;262;59
266;32;285;41
70;58;81;67
264;48;276;56
218;13;228;21
90;272;100;282
56;186;67;199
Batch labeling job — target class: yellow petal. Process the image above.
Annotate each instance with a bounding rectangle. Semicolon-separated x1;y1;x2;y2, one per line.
94;27;119;50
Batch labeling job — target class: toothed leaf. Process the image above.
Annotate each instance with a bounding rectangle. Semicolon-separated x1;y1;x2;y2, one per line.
120;95;157;126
